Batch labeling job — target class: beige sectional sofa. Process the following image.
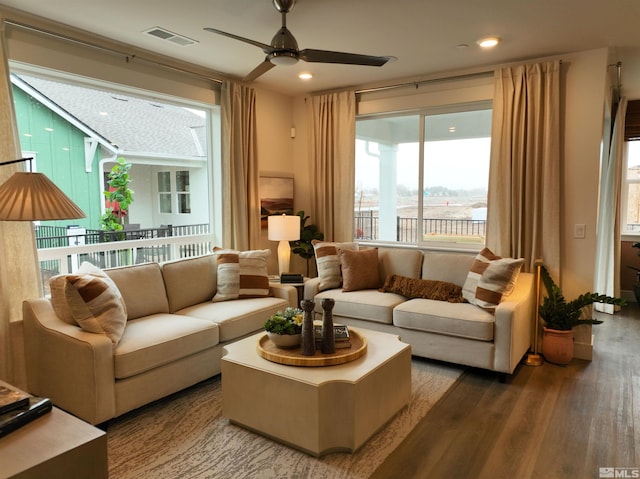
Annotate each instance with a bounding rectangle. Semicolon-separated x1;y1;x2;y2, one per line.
23;254;295;425
305;247;535;375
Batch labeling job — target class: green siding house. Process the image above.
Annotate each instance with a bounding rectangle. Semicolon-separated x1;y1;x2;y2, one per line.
11;73;210;234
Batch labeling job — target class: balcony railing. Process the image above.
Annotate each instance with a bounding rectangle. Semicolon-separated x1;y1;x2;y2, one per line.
354;212;486;243
34;224;212;292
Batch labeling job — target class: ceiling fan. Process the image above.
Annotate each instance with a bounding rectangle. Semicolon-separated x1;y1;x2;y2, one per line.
204;0;391;82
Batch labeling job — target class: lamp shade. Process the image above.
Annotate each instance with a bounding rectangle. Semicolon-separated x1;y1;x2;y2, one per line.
0;171;86;221
268;214;300;241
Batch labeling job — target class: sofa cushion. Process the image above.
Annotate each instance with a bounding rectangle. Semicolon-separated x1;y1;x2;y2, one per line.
106;263;170;320
379;248;423;280
380;274;464;302
312;241;358;291
49;262;128;346
113;313;219;379
162;255;217;312
462;248;524;310
421;252;475;286
393;299;495;341
338;247;380;292
314;289;406;325
177;296;289;342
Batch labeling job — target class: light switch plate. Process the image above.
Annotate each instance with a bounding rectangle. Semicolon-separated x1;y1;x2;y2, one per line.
574;223;586;239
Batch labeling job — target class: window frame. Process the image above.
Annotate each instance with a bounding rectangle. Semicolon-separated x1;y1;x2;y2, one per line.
355;100;492;251
10;62;220;237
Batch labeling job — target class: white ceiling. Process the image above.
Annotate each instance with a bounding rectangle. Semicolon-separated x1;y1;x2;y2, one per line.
1;0;640;98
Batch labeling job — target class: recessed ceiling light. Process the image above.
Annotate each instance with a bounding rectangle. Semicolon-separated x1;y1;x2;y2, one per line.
477;36;500;48
298;72;313;80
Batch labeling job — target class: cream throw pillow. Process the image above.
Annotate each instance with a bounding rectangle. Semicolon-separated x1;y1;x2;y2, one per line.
312;240;358;291
462;248;524;310
212;249;271;302
50;262;128;346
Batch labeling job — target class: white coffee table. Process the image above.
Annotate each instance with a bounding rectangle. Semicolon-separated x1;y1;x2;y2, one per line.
221;327;411;457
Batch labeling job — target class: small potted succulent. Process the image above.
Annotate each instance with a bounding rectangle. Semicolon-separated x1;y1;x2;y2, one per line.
264;307;304;348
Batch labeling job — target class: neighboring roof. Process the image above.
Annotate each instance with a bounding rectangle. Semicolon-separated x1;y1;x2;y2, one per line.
14;74;207;159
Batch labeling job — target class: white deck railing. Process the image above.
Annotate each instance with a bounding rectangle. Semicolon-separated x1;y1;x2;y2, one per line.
37;233;213;276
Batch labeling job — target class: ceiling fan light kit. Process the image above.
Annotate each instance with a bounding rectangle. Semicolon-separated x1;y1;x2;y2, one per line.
204;0;390;81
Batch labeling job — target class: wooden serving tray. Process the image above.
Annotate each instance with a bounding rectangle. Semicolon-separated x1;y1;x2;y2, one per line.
256;329;367;367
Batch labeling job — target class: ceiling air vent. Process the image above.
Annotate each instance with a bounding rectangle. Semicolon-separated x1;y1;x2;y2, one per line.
143;27;198;47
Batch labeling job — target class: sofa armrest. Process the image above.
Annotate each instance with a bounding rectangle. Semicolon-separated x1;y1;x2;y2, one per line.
492;272;535;374
303;277;322;300
269;284;297;307
23;299;116;425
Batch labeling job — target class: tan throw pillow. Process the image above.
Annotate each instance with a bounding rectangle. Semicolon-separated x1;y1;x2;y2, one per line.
312;240;358;291
49;262;128;346
380;274;464;303
212;249;271;302
462;248;524;310
338;247;380;292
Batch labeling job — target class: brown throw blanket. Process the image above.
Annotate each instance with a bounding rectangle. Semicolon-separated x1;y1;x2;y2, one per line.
379;274;465;303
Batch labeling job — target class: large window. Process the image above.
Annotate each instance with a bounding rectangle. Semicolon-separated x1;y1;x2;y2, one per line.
355;103;492;247
622;141;640;233
11;68;218;235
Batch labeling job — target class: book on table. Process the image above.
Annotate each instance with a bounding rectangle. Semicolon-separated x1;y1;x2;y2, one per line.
0;396;53;439
0;384;30;415
314;324;351;348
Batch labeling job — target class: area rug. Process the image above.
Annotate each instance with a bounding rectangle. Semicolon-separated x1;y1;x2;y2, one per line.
107;358;464;479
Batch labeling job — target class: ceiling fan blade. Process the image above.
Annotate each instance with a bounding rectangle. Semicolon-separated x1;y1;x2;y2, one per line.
299;49;390;67
243;59;276;82
204;27;274;53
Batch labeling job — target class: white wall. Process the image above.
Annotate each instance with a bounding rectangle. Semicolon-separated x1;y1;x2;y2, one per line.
560;48;610;299
254;87;296;274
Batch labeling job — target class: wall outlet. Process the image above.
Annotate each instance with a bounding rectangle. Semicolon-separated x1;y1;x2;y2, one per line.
574;223;586;239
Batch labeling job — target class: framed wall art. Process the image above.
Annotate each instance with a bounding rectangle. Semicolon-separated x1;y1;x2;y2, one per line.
260;175;294;228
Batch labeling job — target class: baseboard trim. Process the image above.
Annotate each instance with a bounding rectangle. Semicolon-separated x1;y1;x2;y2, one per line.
573;334;594;361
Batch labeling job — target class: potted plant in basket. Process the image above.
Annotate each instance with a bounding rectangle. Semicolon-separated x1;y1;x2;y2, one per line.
538;265;626;364
264;307;304;349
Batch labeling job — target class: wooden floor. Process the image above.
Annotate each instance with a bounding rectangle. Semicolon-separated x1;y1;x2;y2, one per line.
372;304;640;479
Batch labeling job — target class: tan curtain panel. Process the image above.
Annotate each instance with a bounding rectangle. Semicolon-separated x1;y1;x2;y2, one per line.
487;61;561;276
594;97;627;313
220;81;260;251
0;23;41;383
306;91;356;242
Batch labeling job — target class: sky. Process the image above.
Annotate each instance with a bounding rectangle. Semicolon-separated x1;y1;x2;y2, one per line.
355;137;491;192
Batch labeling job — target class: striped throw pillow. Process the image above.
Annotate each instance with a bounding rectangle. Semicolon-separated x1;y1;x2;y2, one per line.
462;248;524;310
50;262;128;346
212;249;271;302
312;241;358;291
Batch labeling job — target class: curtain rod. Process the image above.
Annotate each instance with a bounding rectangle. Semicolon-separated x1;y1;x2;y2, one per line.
4;19;225;86
608;61;622;100
355;70;494;95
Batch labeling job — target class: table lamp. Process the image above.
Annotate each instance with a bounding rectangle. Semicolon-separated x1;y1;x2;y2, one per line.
268;214;300;276
0;158;86;220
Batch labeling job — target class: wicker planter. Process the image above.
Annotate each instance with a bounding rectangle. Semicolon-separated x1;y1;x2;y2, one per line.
542;327;574;365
